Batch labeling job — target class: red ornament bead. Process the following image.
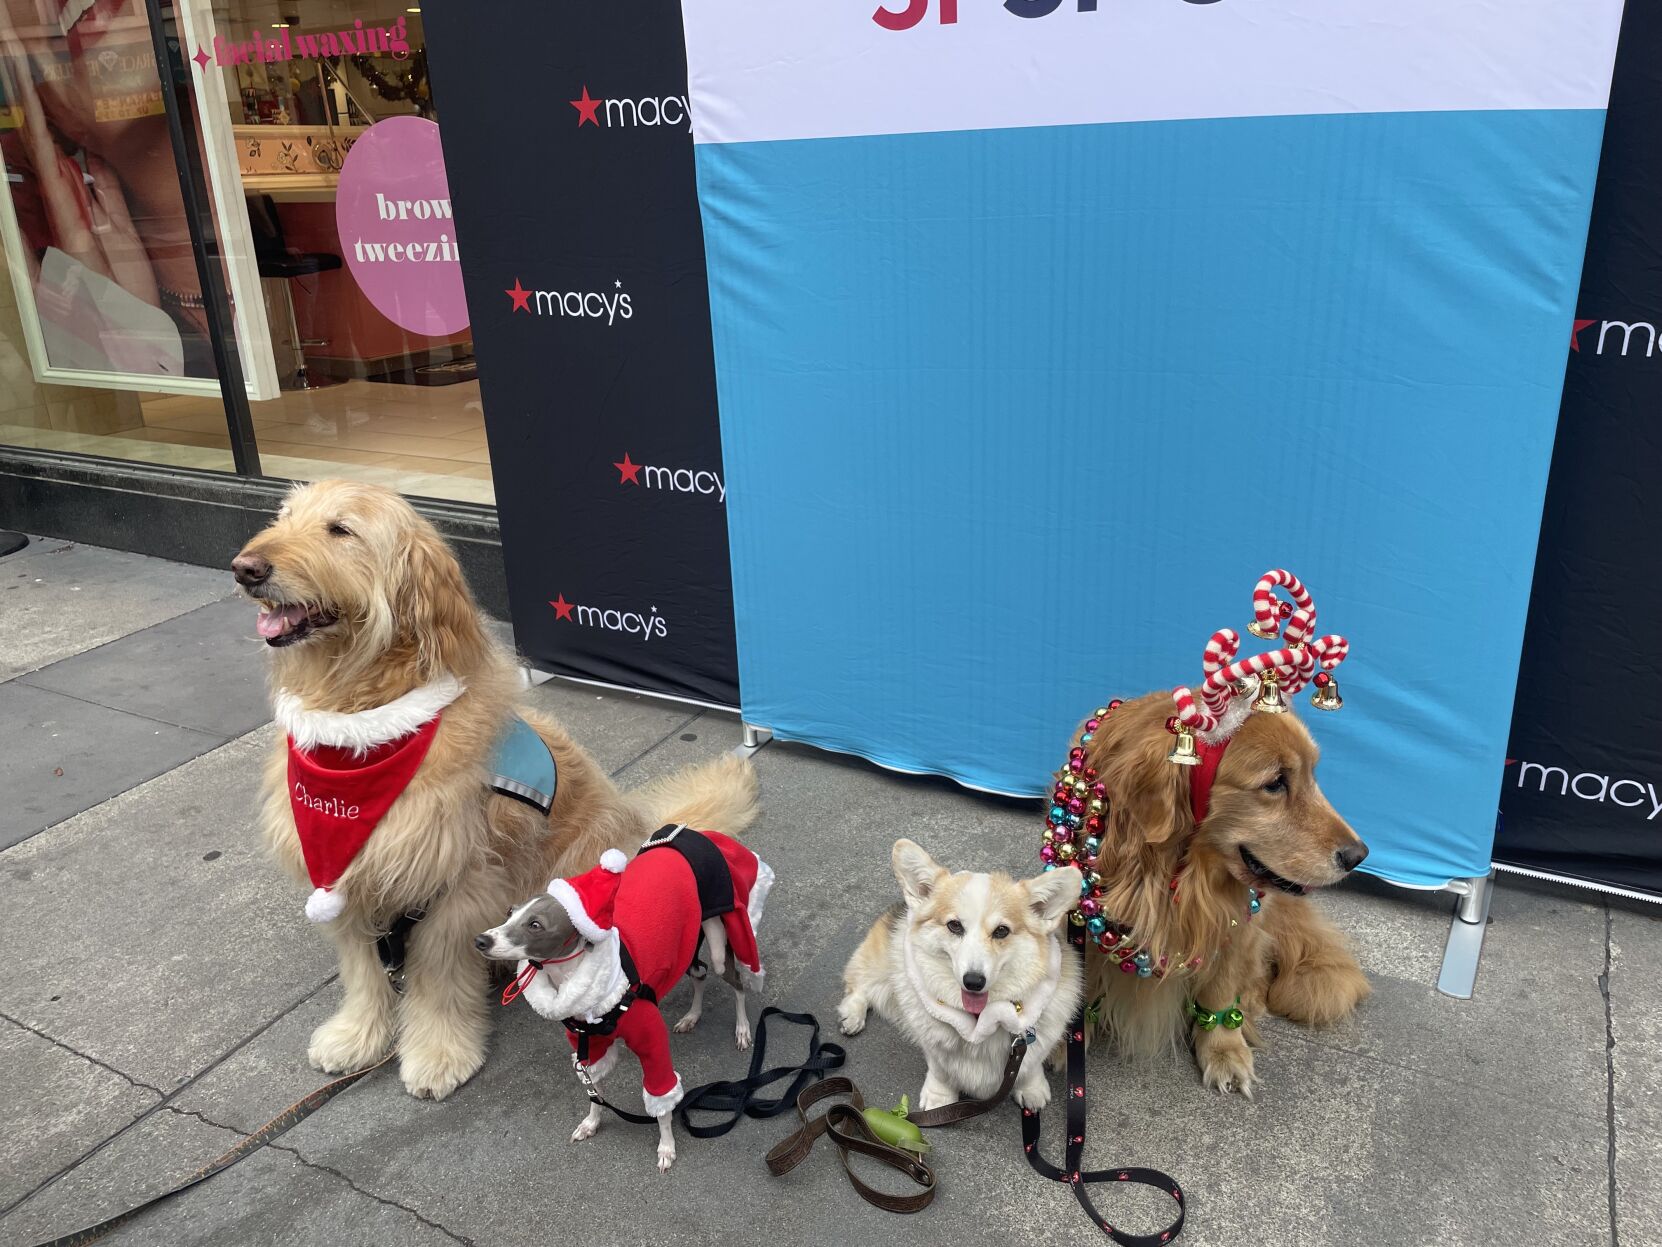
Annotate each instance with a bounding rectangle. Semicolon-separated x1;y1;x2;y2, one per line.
1279;601;1294;618
1085;718;1100;731
1085;816;1102;832
1165;716;1181;735
1070;746;1085;759
1314;671;1332;687
1084;767;1097;780
1090;782;1107;799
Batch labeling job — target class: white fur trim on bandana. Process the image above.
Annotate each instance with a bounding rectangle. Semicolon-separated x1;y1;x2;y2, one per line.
599;849;628;874
749;854;775;931
275;675;464;756
641;1074;685;1117
305;886;346;923
546;878;613;943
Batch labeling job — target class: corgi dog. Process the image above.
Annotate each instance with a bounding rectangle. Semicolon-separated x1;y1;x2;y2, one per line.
838;840;1083;1112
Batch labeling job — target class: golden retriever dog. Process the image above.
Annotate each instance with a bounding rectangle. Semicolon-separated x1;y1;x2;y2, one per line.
1076;692;1370;1098
232;480;757;1099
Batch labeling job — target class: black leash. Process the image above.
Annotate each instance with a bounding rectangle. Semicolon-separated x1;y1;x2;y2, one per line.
375;905;427;994
573;1006;845;1131
1020;925;1186;1246
25;1055;394;1247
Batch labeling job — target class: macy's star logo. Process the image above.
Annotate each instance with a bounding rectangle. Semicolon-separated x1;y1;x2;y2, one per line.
613;452;641;485
505;279;531;313
550;594;574;621
570;86;601;127
1570;318;1596;352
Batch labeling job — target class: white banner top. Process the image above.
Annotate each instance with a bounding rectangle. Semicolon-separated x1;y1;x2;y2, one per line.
683;0;1626;146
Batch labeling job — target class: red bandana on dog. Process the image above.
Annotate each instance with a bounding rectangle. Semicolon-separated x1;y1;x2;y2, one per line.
274;675;464;922
288;718;441;920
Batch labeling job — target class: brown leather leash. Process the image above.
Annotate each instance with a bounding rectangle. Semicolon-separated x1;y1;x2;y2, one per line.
765;1035;1029;1211
25;1054;396;1247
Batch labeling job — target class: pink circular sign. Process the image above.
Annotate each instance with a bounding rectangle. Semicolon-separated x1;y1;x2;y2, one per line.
335;116;470;336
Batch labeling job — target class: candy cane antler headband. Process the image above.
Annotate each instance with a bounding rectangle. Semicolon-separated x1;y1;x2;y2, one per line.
1168;569;1349;766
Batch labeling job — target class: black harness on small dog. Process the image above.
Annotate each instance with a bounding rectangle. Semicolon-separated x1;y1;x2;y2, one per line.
375;906;428;994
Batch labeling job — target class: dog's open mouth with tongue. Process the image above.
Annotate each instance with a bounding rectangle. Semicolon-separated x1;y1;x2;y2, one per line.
960;987;990;1015
256;602;339;647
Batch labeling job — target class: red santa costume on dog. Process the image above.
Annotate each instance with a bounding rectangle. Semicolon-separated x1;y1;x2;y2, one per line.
548;827;771;1115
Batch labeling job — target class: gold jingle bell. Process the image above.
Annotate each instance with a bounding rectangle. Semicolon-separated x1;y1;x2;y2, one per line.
1251;670;1289;714
1310;674;1343;711
1167;725;1200;767
1246;619;1278;640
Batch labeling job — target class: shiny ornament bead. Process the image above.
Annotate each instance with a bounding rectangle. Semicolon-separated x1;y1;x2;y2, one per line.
1048;805;1066;822
1314;671;1332;687
1249;896;1261;915
1087;916;1107;936
1073;779;1089;795
1119;959;1137;974
1090;782;1107;799
1040;845;1056;864
1056;843;1076;863
1070;746;1086;759
1087;798;1105;815
1084;767;1097;780
1165;716;1181;735
1085;718;1101;732
1085;815;1102;833
1094;707;1109;718
1223;1007;1245;1029
1069;758;1083;774
1069;910;1085;926
1066;798;1085;815
1137;965;1154;978
1279;600;1294;618
1196;1013;1219;1032
1080;897;1100;917
1084;837;1101;855
1043;863;1057;872
1080;733;1094;744
1108;699;1123;711
1134;951;1151;969
1083;872;1100;889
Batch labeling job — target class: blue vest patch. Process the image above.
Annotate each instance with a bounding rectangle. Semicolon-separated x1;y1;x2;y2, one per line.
489;717;557;814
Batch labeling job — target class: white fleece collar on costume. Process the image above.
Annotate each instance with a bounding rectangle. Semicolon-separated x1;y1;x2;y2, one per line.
903;926;1065;1046
521;934;627;1024
275;675;464;755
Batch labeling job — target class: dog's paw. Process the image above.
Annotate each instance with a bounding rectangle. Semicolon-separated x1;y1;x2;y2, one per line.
734;1017;752;1051
399;1039;485;1101
837;995;867;1037
571;1117;599;1143
1013;1074;1053;1112
657;1140;677;1173
1197;1038;1258;1099
673;1011;701;1035
307;1012;392;1075
917;1078;956;1112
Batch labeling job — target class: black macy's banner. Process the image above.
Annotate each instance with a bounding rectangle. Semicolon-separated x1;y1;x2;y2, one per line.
1500;0;1662;898
424;0;738;706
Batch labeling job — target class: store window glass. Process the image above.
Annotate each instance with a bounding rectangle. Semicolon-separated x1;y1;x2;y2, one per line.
198;0;491;505
0;0;235;470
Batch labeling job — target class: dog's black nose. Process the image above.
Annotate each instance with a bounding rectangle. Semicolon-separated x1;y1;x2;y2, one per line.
1335;843;1369;873
473;933;493;952
232;553;271;587
962;971;986;992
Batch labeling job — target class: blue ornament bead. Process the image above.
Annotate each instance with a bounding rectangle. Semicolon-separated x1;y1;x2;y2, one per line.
1249;897;1261;914
1049;805;1066;822
1043;863;1057;871
1137;965;1154;978
1067;814;1082;829
1133;951;1151;968
1079;878;1093;897
1087;916;1107;936
1081;733;1094;744
1084;837;1101;855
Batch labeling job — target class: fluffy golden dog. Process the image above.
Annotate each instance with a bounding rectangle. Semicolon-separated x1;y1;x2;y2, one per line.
233;480;757;1099
1078;692;1370;1097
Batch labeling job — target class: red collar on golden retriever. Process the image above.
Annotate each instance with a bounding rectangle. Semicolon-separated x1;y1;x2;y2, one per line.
1080;692;1371;1098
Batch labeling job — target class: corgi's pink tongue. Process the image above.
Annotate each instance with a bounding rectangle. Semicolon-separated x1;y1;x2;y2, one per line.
960;989;989;1015
257;605;308;638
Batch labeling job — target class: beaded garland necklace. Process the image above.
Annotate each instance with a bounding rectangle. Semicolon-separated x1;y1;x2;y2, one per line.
1040;700;1262;982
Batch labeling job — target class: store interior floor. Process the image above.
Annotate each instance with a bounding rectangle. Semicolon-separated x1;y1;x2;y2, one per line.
0;376;493;507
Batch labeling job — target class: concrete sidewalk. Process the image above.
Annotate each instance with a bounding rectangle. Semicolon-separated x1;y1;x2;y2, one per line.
0;535;1657;1247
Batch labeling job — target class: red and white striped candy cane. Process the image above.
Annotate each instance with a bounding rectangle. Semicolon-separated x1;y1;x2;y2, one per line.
1250;570;1313;639
1309;635;1348;670
1172;684;1217;734
1283;605;1317;649
1199;628;1240;716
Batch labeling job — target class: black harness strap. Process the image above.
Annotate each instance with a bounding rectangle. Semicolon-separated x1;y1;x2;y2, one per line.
639;824;736;921
374;906;427;994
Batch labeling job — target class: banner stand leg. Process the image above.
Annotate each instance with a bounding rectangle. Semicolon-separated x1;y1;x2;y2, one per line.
737;723;774;758
1435;870;1495;1000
